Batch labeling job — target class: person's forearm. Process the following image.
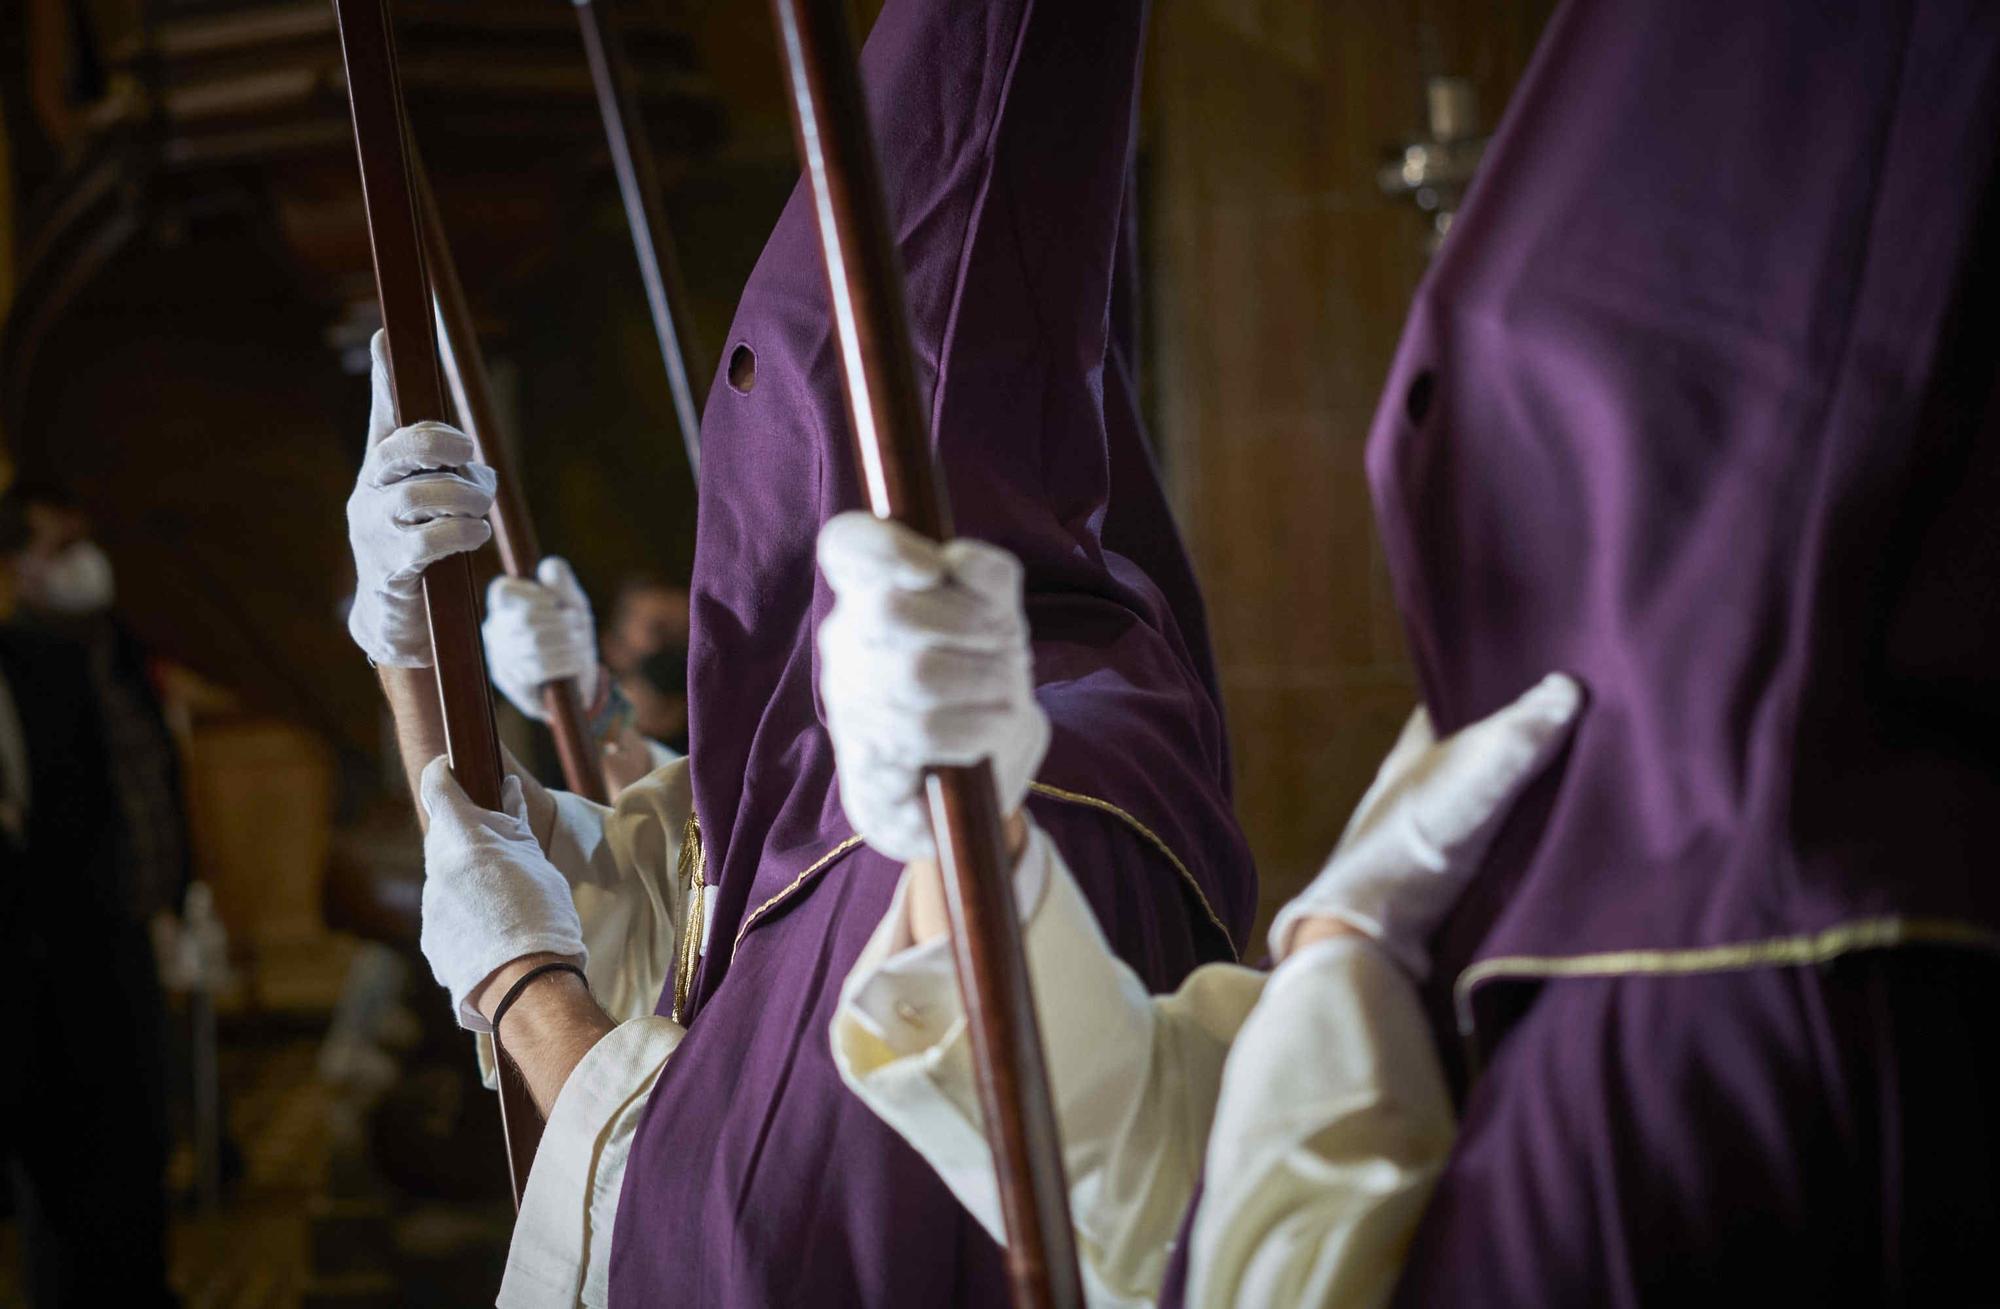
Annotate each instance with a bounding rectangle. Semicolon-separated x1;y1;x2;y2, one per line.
473;953;618;1117
379;665;447;829
386;666;585;849
1286;914;1369;950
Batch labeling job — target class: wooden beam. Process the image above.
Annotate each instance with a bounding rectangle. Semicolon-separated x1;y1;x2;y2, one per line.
766;3;1084;1305
415;160;611;804
574;0;706;478
329;0;539;1206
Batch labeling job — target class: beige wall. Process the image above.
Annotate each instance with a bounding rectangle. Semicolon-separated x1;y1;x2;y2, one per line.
1147;2;1553;933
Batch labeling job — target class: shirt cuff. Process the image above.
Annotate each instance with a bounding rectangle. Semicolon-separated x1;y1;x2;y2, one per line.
842;821;1054;1060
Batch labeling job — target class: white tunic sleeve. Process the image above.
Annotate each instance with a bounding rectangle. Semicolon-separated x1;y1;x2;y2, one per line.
831;822;1263;1307
832;823;1456;1309
542;756;700;1025
498;1017;684;1309
1185;936;1457;1309
477;758;703;1090
489;760;707;1306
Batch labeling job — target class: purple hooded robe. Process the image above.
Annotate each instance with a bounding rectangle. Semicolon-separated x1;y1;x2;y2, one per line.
1348;0;2000;1301
606;2;1255;1304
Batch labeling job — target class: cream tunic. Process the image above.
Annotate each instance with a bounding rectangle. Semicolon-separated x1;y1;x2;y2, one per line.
489;772;1451;1309
831;823;1456;1309
491;761;695;1308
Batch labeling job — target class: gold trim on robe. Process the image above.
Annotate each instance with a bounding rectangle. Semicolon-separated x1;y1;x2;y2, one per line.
1453;915;2000;1038
731;836;868;960
725;780;1237;963
1025;782;1237;960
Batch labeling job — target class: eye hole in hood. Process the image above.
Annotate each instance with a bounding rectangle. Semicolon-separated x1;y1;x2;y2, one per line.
728;343;757;395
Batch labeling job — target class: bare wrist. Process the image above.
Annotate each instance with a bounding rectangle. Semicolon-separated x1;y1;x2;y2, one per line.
473;952;614;1117
1282;914;1368;956
905;810;1032;945
471;951;579;1026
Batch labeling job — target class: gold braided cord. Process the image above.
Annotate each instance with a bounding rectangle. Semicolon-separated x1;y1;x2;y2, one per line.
730;836;867;959
1025;782;1237;959
672;811;707;1023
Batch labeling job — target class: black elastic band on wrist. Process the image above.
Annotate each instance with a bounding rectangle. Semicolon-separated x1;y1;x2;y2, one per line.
490;960;587;1045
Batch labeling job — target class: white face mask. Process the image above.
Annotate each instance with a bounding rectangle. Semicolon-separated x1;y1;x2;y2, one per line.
28;540;116;615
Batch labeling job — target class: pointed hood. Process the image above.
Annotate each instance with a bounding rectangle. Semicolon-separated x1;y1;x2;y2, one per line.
1363;0;2000;1052
679;0;1250;1011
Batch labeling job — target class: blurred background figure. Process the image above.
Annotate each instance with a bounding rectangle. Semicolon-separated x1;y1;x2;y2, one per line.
0;542;176;1307
601;572;690;755
479;562;690;792
0;483;193;931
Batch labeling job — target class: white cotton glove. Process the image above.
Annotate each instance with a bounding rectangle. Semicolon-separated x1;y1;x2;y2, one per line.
815;512;1051;863
346;330;497;668
418;755;586;1030
1269;672;1583;979
482;557;604;721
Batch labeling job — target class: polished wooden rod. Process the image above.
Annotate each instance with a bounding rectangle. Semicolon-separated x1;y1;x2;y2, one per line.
574;0;706;478
766;2;1083;1305
415;162;611;804
330;0;540;1206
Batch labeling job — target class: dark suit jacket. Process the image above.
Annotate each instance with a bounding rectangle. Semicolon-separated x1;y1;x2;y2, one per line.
0;625;172;1302
0;622;129;935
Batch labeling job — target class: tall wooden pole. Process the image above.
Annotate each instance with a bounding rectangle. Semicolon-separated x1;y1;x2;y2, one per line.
331;0;541;1206
767;3;1084;1306
573;0;706;478
415;162;612;805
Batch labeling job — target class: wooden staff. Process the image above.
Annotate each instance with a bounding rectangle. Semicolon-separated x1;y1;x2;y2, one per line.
331;0;541;1206
573;0;706;477
415;162;612;805
767;3;1083;1306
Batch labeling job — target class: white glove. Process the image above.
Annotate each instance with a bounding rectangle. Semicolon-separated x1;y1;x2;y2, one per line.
1269;672;1583;979
418;756;586;1030
483;557;604;721
346;330;497;668
815;512;1051;863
